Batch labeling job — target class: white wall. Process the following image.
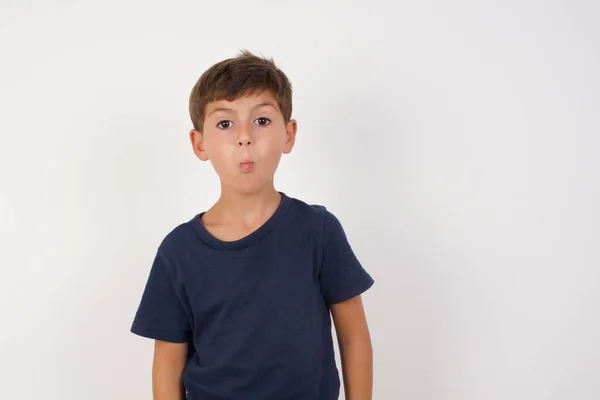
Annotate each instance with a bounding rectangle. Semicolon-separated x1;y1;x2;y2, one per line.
1;1;599;399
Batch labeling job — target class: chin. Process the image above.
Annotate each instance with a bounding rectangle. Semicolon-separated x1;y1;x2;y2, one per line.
231;180;268;195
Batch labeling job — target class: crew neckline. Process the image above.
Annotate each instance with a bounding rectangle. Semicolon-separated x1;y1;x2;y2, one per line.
190;192;291;251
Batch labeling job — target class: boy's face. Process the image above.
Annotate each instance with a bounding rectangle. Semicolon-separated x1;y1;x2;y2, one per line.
190;90;297;194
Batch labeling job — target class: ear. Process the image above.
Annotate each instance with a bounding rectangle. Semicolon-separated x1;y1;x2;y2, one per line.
283;119;297;154
190;129;209;161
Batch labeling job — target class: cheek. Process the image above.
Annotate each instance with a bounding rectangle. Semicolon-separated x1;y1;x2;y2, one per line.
205;138;236;170
258;141;285;170
206;134;232;154
258;135;283;156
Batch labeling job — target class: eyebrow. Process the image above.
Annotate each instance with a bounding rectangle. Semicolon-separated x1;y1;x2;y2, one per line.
207;101;278;118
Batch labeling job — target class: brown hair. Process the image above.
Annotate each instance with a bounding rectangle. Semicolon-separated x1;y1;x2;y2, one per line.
189;50;293;132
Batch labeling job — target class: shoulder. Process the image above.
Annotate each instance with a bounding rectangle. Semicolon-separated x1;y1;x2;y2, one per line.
285;194;347;238
155;215;200;256
146;216;203;279
286;194;333;227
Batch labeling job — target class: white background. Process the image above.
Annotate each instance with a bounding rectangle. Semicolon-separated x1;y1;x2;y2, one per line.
1;1;599;399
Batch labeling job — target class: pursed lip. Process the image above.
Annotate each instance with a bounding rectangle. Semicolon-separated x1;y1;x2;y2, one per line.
239;159;255;171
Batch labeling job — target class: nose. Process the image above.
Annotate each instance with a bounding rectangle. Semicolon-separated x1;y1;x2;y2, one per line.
237;124;253;147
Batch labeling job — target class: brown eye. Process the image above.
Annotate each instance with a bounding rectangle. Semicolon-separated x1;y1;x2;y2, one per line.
217;120;232;129
255;117;271;126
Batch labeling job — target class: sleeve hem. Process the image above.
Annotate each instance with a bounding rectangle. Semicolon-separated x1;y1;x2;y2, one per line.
130;321;189;343
326;276;375;305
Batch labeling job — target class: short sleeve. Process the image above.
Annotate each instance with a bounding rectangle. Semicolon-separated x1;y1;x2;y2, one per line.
130;250;192;343
319;211;374;305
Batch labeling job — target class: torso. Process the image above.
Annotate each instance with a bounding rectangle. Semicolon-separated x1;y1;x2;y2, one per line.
159;193;340;399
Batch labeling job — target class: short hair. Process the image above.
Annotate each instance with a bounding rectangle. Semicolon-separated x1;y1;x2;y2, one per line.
189;49;293;132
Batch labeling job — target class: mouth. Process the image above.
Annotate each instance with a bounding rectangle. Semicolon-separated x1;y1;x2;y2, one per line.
239;160;255;172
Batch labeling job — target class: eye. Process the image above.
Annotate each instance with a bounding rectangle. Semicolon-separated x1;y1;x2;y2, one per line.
254;117;271;126
217;120;233;129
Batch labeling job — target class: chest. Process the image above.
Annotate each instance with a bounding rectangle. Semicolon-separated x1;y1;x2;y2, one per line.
181;238;323;328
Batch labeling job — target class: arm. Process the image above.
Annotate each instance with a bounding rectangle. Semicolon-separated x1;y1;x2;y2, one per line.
331;295;373;400
152;340;188;400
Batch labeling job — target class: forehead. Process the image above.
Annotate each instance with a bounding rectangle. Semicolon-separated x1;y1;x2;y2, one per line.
205;90;281;116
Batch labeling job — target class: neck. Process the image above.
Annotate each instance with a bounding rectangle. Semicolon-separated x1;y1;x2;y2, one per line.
213;183;281;224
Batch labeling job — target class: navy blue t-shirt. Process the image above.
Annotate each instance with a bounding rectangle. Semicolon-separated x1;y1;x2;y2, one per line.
131;193;374;399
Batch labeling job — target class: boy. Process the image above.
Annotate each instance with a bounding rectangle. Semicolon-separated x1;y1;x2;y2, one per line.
131;50;375;400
